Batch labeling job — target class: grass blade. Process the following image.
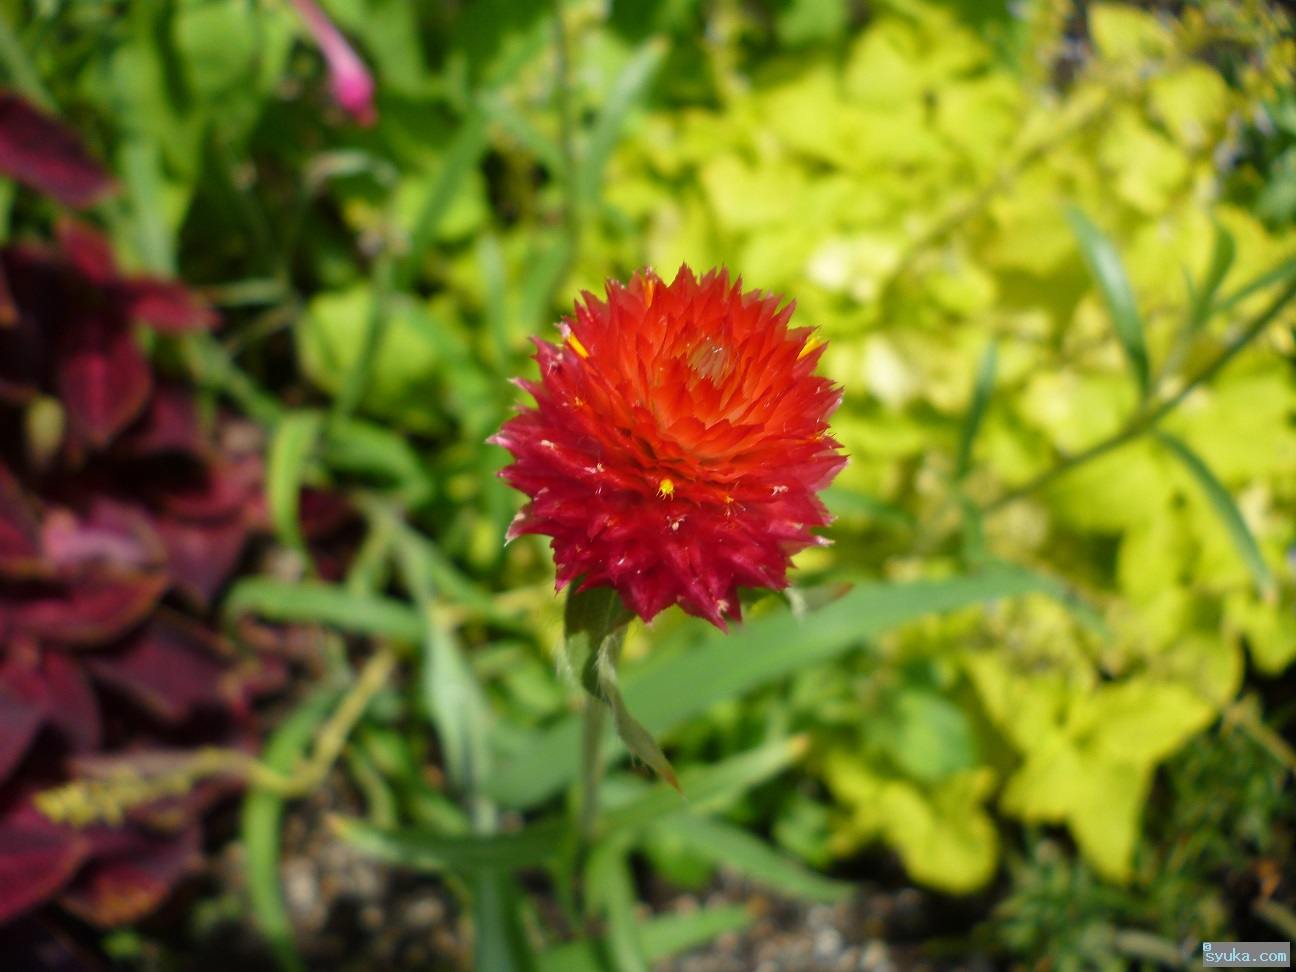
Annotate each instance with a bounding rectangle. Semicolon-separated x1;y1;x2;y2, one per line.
585;842;649;972
1065;206;1148;395
330;815;566;873
1156;431;1275;598
225;577;422;641
955;339;997;480
484;567;1051;807
536;906;751;972
1187;222;1236;334
266;409;323;552
472;870;540;972
660;815;851;903
578;39;667;212
242;691;338;972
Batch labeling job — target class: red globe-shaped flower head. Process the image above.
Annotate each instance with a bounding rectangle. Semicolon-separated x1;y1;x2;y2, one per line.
491;265;847;630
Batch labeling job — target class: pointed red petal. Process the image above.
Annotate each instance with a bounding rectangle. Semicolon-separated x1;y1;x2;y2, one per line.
0;94;115;208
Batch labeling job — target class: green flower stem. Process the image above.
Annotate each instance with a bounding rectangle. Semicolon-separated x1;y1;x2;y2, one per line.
984;272;1296;516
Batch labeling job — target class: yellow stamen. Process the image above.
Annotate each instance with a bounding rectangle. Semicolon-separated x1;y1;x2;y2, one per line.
798;334;823;359
567;334;590;358
658;478;675;498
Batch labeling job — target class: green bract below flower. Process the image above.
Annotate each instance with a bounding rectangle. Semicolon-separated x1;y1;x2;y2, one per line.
491;264;847;629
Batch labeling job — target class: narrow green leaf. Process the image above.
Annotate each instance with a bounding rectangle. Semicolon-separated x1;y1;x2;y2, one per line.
1214;254;1296;315
578;39;668;212
242;691;338;972
329;258;393;424
1187;222;1236;333
266;409;324;552
601;738;805;839
484;567;1052;807
323;416;432;504
400;109;490;288
585;842;649;972
659;815;850;902
477;232;511;366
472;870;540;972
1156;431;1275;597
955;339;997;480
1065;206;1149;395
332;816;566;873
225;577;422;641
392;527;493;794
514;235;572;337
536;906;751;972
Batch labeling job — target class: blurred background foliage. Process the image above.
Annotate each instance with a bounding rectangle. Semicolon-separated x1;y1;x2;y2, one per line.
4;0;1296;968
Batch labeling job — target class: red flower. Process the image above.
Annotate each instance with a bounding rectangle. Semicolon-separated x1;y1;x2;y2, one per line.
492;265;846;629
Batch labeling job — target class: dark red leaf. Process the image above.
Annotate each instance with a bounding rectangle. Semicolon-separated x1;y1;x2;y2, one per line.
59;823;199;927
0;93;115;208
152;513;249;609
0;916;110;972
0;688;44;785
115;383;206;458
86;614;231;724
40;652;101;753
0;261;16;327
154;459;256;522
0;807;89;925
0;247;58;405
11;567;167;647
120;279;219;334
0;461;43;576
54;220;117;286
55;305;151;450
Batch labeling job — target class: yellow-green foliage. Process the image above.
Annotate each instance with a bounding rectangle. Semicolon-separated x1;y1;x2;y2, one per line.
592;2;1296;891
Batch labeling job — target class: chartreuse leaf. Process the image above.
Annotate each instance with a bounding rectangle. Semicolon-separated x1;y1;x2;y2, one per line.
485;567;1052;808
1187;221;1236;333
1156;431;1275;598
1064;206;1149;395
266;409;324;553
224;578;422;642
955;339;997;480
243;691;339;972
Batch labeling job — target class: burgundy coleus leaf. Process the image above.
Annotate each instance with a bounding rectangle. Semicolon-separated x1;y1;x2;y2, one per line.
0;461;43;577
0;688;44;785
114;383;207;458
86;613;233;724
55;303;152;451
152;513;249;610
59;822;200;927
0;917;110;972
39;652;101;753
0;805;90;925
0;246;59;405
0;93;116;208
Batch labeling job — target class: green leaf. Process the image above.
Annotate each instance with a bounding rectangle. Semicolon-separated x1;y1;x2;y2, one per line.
266;409;324;552
955;339;997;480
1214;254;1296;315
1064;206;1149;395
484;567;1052;807
579;38;668;213
1186;221;1235;333
535;907;751;972
585;841;649;972
322;416;432;504
658;815;850;902
331;816;566;873
224;578;422;641
1156;431;1275;598
242;691;339;972
472;870;540;972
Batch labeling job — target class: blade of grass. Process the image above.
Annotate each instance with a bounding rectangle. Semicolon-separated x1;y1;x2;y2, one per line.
484;567;1052;807
585;842;649;972
329;815;566;873
1186;222;1236;334
577;38;667;213
955;339;997;481
242;690;339;972
535;906;751;972
658;815;851;903
472;869;540;972
1156;431;1275;598
225;577;422;642
266;409;324;554
1065;205;1148;396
